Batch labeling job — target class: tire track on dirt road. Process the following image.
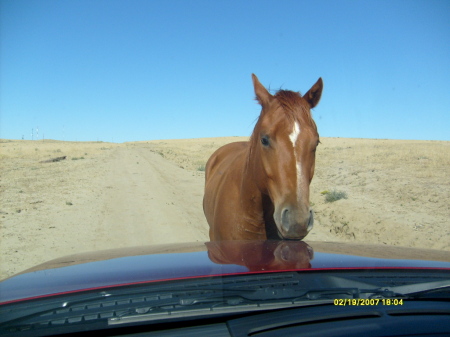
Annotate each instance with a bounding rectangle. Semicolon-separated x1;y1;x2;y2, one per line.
97;145;209;247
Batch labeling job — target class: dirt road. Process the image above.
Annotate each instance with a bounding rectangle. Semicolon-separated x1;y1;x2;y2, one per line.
0;144;209;279
96;147;208;246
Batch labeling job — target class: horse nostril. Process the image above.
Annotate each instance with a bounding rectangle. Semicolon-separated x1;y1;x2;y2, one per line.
281;208;290;231
280;207;313;234
307;210;314;232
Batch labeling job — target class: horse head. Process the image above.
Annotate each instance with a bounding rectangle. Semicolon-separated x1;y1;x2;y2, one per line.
249;74;323;240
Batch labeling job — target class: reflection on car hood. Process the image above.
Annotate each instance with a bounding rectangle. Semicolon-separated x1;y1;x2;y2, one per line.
1;240;449;304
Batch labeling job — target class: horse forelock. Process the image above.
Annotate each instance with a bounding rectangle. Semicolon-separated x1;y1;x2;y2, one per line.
250;90;317;142
274;90;316;129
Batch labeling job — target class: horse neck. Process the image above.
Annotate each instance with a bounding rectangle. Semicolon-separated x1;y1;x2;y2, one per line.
240;143;266;213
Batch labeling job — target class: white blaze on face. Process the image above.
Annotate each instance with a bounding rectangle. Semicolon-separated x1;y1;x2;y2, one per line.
289;121;302;203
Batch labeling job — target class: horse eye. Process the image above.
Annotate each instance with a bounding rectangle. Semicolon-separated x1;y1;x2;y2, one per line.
261;135;270;147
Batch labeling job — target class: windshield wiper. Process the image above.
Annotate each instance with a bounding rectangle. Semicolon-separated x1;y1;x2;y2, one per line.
367;279;450;298
108;290;339;325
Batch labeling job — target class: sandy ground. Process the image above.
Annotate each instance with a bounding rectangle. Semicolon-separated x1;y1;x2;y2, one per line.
1;137;449;280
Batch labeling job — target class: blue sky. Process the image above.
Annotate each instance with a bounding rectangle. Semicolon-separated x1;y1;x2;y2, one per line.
1;0;449;142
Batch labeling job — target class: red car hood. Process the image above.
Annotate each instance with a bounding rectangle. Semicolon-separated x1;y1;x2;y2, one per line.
1;240;449;305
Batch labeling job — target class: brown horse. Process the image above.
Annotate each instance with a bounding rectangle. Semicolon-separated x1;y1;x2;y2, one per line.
203;74;323;241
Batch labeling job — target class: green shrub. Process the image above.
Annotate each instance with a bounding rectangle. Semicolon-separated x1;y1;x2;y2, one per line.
325;190;348;203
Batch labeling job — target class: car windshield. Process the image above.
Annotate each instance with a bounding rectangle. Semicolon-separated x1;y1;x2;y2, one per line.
0;1;449;334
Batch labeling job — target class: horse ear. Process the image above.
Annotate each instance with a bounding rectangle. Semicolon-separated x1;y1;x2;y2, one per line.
252;74;272;106
304;78;323;109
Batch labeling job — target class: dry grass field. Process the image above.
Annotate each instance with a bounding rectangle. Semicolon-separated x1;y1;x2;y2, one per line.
1;137;449;279
142;136;450;250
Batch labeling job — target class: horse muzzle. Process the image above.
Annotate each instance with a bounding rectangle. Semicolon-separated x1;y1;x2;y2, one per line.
275;207;314;240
